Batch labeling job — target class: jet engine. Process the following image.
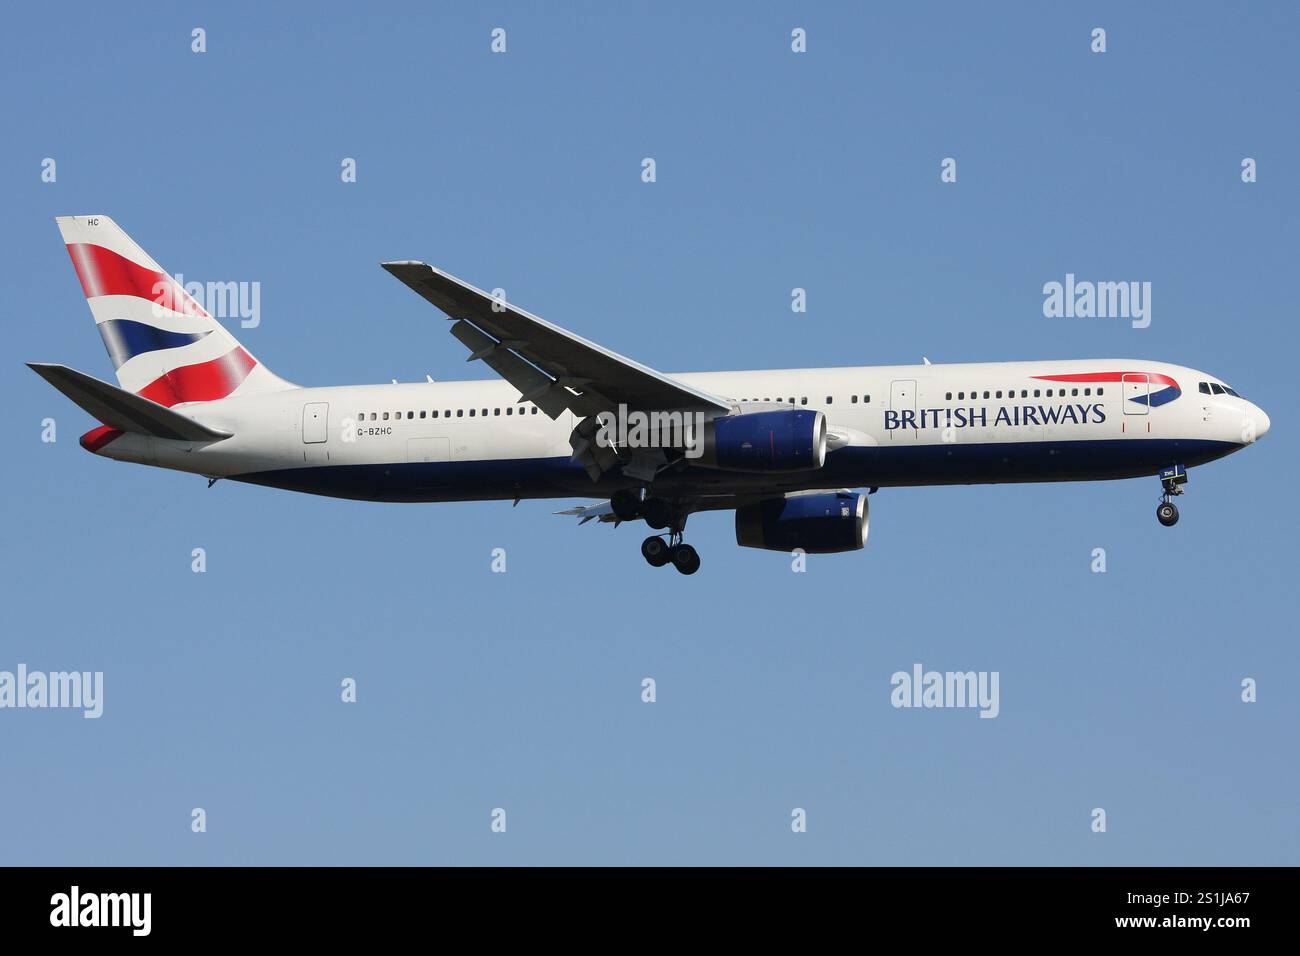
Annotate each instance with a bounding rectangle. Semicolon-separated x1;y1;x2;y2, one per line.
698;409;826;473
735;491;869;553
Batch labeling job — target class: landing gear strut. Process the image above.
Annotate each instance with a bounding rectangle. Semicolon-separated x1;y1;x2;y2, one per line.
1156;464;1186;527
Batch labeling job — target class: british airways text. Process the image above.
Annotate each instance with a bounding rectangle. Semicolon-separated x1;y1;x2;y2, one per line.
884;403;1107;431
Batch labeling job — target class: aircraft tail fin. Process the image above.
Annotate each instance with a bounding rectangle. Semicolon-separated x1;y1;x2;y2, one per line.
54;215;295;406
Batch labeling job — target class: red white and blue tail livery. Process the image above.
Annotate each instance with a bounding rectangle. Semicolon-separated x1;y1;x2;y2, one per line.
30;215;1272;574
55;215;292;406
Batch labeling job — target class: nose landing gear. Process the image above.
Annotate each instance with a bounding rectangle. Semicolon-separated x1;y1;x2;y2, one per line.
1156;464;1187;527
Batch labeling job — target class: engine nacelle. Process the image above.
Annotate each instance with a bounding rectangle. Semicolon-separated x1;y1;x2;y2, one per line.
735;491;869;553
699;410;827;473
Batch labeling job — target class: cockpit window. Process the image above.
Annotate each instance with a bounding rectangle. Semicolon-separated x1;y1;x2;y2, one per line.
1199;382;1212;394
1223;385;1240;397
1210;383;1226;395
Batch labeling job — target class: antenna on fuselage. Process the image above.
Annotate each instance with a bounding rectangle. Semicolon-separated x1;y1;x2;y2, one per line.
922;356;932;366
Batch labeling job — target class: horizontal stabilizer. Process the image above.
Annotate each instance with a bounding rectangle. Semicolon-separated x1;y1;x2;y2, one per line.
27;363;231;442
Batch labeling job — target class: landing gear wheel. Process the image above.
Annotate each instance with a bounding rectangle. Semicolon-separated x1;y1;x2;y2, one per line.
1156;501;1179;527
611;489;642;522
643;497;672;530
641;535;671;567
671;543;701;575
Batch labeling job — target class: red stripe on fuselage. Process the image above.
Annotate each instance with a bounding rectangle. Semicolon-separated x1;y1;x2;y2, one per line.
135;346;257;407
1033;371;1179;390
65;242;210;318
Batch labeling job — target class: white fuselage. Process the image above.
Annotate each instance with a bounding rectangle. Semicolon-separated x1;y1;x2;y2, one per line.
88;358;1267;503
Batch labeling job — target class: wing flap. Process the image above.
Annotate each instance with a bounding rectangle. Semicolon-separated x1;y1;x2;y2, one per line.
448;320;571;420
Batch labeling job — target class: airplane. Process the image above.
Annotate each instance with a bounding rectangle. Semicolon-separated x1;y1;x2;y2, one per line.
30;215;1271;575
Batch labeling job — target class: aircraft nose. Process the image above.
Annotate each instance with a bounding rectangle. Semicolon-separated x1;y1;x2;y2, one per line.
1244;402;1270;442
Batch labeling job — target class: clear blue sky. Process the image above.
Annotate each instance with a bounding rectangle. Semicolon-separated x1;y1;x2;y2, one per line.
2;1;1295;865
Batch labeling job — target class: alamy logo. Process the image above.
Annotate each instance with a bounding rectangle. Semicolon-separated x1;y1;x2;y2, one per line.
50;886;151;936
1043;273;1151;328
595;404;706;458
0;664;103;718
890;663;1000;718
152;273;262;328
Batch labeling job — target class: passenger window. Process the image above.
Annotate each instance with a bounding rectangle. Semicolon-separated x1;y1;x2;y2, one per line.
456;410;463;417
800;397;807;405
851;395;858;404
432;411;439;418
506;407;512;416
419;411;426;419
494;408;501;416
996;391;1003;399
958;392;964;400
1021;390;1028;398
531;407;538;415
1084;388;1090;396
826;396;833;404
1033;389;1040;397
983;391;990;399
481;409;488;416
1097;388;1104;396
469;409;475;417
407;411;414;419
382;412;389;420
945;392;952;401
864;395;871;403
1071;389;1078;397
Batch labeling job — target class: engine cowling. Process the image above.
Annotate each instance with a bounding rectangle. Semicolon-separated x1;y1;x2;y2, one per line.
735;491;869;553
699;410;827;473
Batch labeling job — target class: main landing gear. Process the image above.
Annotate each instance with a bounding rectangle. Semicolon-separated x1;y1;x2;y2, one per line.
641;533;700;575
1156;464;1187;527
615;489;701;574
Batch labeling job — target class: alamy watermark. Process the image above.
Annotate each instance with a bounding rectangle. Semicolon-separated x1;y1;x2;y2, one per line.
596;404;706;458
152;273;262;328
890;663;999;718
50;886;150;936
0;664;103;718
1043;273;1151;328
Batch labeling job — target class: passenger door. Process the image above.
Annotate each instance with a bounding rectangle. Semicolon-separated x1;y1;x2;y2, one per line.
1122;374;1149;415
302;402;329;443
889;379;917;441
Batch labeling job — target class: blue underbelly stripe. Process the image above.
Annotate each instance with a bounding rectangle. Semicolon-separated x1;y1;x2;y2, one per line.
227;438;1243;503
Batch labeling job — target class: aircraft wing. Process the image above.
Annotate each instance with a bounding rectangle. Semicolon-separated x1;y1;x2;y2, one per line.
381;261;732;420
